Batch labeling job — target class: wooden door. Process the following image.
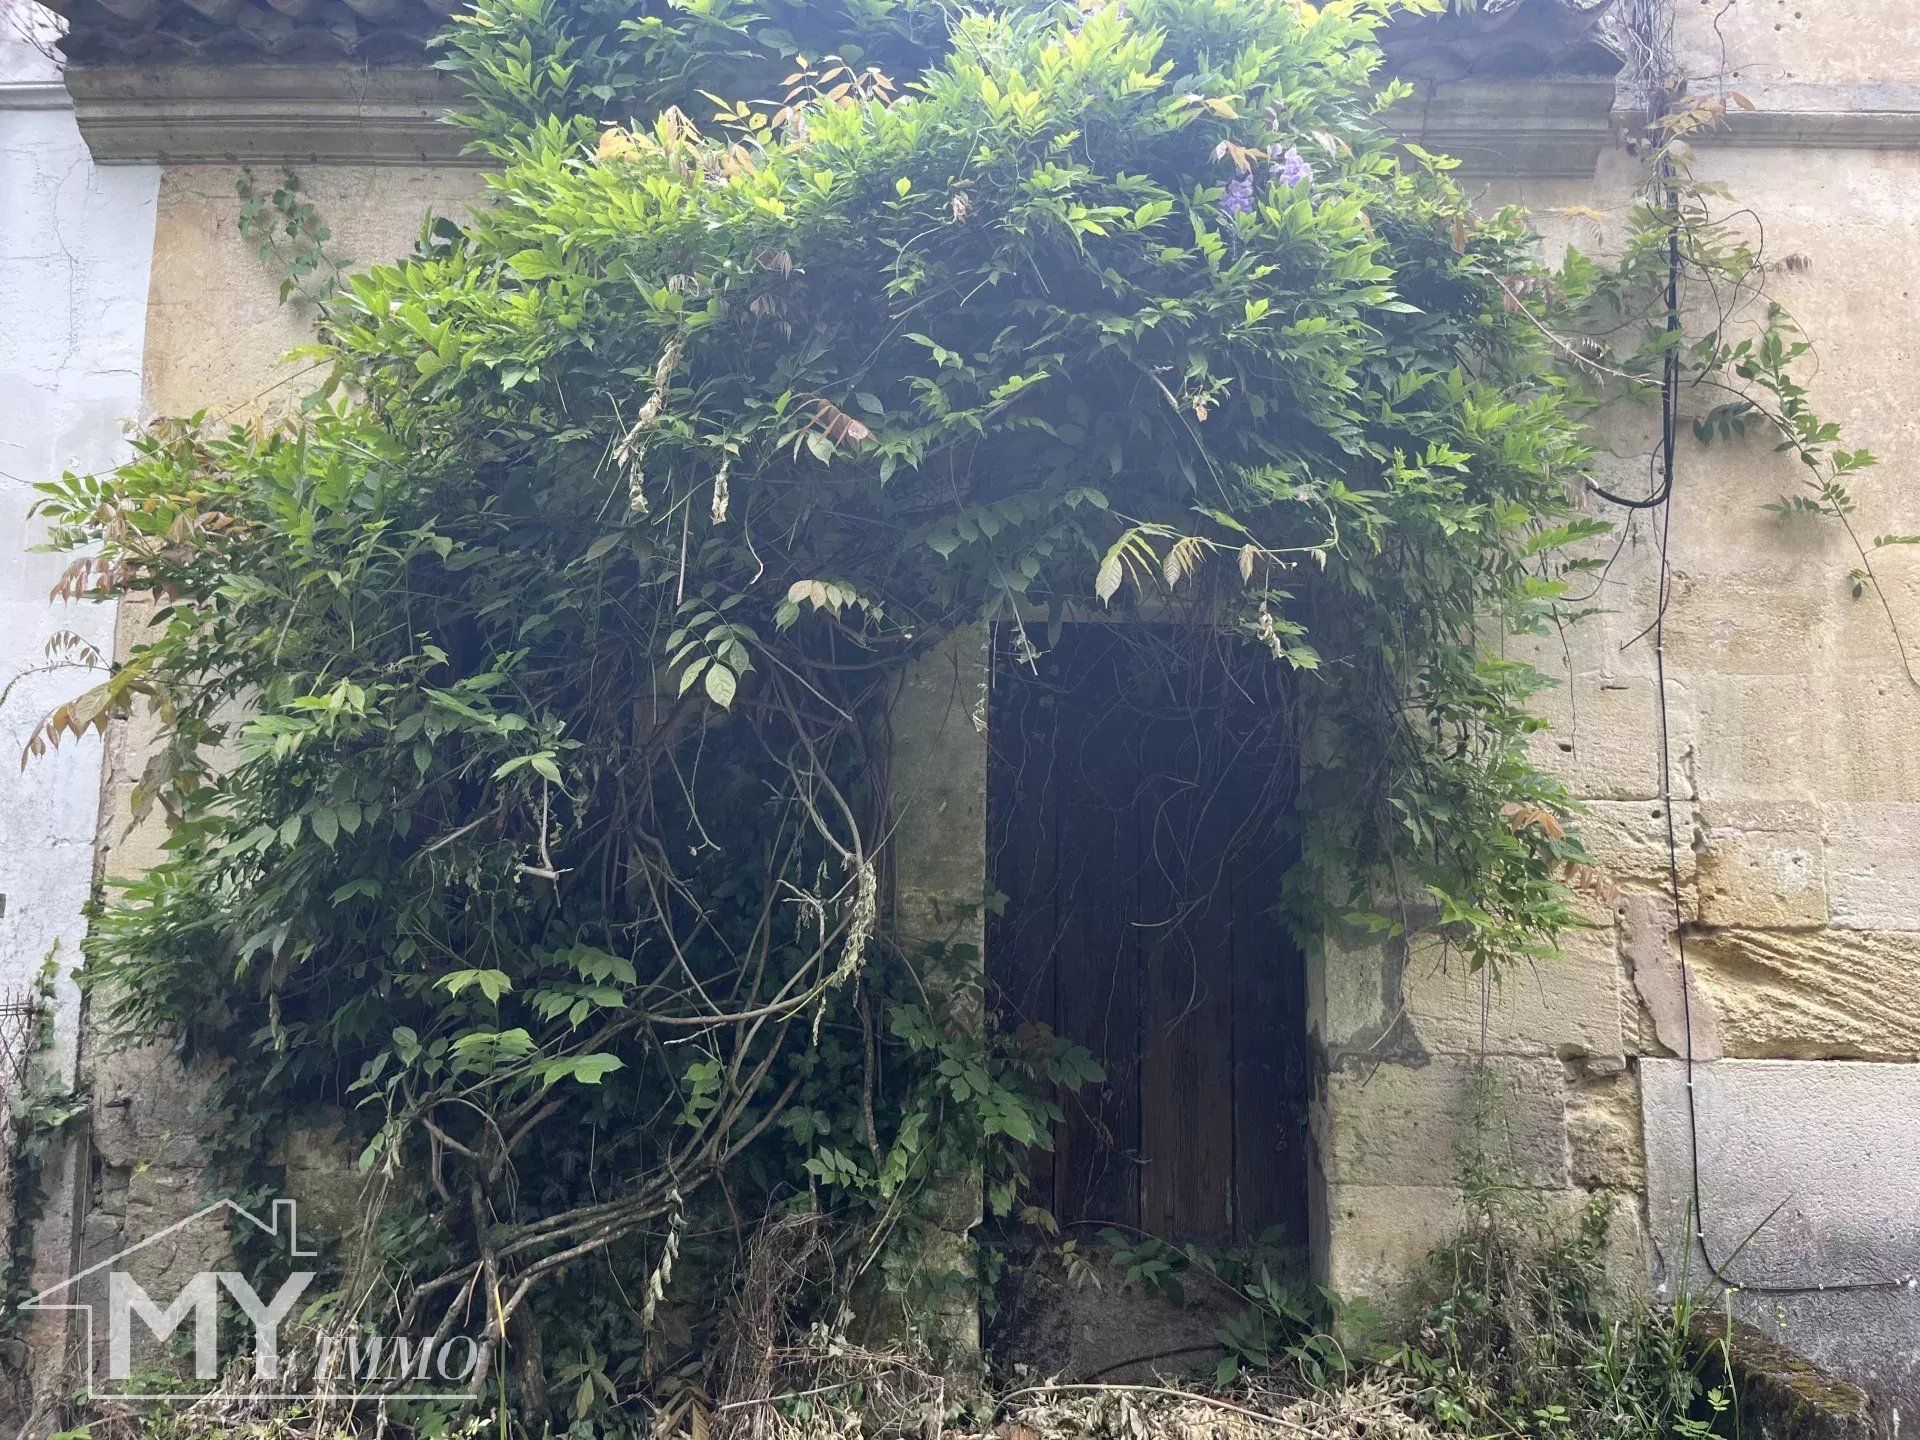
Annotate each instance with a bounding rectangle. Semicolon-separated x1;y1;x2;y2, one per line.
986;625;1310;1249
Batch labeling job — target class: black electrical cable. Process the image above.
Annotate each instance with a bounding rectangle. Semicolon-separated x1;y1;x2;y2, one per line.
1645;152;1916;1301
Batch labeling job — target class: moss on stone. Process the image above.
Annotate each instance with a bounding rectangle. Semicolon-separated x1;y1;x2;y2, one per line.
1692;1311;1886;1440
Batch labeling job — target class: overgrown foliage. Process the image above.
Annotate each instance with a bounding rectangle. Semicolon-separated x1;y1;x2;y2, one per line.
0;957;86;1356
1389;1070;1733;1440
26;0;1615;1425
1402;1196;1731;1438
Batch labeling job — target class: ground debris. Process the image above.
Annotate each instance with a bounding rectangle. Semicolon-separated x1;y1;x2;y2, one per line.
969;1375;1442;1440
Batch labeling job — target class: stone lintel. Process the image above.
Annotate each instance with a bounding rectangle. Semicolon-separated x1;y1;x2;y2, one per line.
63;65;1624;177
1399;76;1623;180
61;63;470;165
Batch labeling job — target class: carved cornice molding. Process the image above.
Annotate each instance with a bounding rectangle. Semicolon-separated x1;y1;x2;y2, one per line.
1685;83;1920;151
0;79;75;109
61;63;467;163
48;0;1633;173
49;7;1920;175
62;63;1628;176
1399;77;1624;180
56;63;1629;175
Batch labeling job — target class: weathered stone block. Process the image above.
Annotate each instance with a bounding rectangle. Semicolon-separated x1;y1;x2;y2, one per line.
1823;802;1920;932
1697;796;1825;839
1663;572;1844;679
1311;929;1411;1059
1692;672;1836;810
144;165;484;421
1566;1067;1645;1191
1673;0;1920;88
1688;927;1920;1061
1698;827;1829;928
1829;677;1920;806
1403;926;1624;1066
1323;1184;1649;1319
1528;670;1695;803
1318;1056;1569;1190
1621;891;1722;1061
1578;798;1698;897
1590;1188;1653;1306
1643;1058;1920;1421
1694;1313;1889;1440
87;1040;223;1181
1319;1183;1464;1314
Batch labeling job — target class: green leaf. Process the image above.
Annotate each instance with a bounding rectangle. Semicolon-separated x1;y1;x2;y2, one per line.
547;1054;625;1085
507;248;560;280
568;947;637;985
440;969;513;1003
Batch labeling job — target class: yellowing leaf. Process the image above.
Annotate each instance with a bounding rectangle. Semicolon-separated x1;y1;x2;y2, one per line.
597;128;639;162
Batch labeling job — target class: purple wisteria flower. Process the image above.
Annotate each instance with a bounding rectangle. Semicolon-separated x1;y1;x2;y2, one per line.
1219;172;1255;223
1272;145;1313;189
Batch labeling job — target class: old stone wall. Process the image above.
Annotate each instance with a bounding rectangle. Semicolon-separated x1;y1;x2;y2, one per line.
1651;0;1920;1405
0;9;156;1418
74;161;481;1340
1318;0;1920;1418
20;0;1920;1420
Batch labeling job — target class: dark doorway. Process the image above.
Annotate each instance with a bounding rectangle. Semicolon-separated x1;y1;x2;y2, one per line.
986;624;1311;1251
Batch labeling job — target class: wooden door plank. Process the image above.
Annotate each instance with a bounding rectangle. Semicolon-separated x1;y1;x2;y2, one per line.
1138;699;1236;1245
1230;833;1309;1249
1050;631;1141;1228
988;627;1308;1246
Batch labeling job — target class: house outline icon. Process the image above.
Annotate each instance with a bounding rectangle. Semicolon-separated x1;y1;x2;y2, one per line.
20;1197;476;1403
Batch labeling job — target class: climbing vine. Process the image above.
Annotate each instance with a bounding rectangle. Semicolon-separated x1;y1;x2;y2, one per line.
0;958;86;1342
17;0;1676;1426
235;168;348;312
1539;1;1917;681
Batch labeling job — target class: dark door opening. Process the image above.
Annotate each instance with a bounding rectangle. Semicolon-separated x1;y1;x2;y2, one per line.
986;624;1311;1252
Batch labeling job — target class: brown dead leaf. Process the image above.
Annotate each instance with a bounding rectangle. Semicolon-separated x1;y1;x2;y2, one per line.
1501;802;1566;840
802;398;872;450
